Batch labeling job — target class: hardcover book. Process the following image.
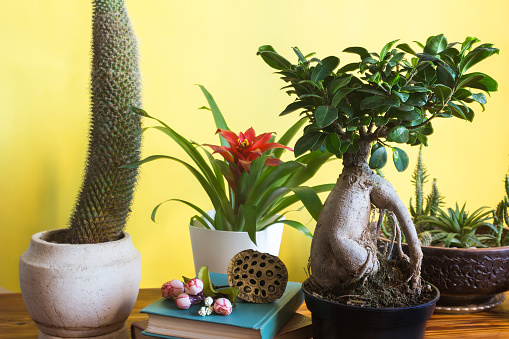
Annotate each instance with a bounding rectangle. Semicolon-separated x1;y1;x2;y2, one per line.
140;273;305;339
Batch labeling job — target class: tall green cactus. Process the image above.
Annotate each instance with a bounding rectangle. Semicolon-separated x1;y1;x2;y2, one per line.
67;0;142;244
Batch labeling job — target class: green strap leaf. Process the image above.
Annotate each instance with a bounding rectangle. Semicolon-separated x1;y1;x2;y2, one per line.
273;118;307;159
290;187;323;221
153;199;214;229
274;219;313;239
271;184;335;215
197;85;230;147
242;205;258;245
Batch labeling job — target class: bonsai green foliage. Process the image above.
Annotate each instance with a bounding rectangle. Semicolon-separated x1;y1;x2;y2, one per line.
67;0;142;244
410;146;445;234
418;203;496;248
493;175;509;247
257;35;498;171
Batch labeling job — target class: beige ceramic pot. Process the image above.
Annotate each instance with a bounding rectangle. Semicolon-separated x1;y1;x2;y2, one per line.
19;229;142;338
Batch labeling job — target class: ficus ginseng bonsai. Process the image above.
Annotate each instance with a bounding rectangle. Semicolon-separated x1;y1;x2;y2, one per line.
65;0;142;244
258;34;498;293
124;86;335;245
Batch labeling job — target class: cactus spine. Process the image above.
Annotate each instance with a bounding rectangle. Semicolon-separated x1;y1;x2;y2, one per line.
67;0;142;244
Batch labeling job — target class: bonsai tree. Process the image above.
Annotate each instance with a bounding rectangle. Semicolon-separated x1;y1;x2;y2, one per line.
67;0;142;244
258;34;498;292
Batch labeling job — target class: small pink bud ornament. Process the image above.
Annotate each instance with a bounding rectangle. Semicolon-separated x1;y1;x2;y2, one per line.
185;278;204;295
213;298;232;316
175;293;192;310
161;279;185;299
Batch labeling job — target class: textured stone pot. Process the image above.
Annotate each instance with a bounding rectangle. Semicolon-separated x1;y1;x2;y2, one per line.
19;229;142;338
418;244;509;313
189;210;284;275
303;279;439;339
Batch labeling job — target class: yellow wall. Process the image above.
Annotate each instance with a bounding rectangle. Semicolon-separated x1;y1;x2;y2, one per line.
1;0;508;292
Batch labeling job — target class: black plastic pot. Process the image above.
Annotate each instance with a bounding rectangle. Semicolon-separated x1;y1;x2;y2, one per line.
303;280;439;339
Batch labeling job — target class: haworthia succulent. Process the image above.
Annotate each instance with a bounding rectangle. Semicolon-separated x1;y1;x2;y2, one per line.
67;0;142;244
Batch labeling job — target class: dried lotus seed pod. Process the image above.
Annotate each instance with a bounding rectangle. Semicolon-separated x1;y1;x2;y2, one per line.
227;249;288;303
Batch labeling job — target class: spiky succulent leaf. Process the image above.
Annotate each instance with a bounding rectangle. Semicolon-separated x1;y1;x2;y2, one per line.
68;0;142;243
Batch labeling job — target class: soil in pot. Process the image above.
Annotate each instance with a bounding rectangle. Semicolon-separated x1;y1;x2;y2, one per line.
304;257;439;339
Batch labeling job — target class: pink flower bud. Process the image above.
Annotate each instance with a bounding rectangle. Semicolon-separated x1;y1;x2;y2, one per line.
175;293;192;309
214;298;232;316
161;280;185;299
185;278;204;295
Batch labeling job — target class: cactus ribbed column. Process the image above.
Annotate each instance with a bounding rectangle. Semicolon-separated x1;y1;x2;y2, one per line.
68;0;142;244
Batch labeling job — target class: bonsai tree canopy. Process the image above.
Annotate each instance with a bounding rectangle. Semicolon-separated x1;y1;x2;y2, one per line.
258;34;498;291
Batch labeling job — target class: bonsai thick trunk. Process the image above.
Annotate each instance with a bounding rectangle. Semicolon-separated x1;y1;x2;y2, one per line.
310;141;422;291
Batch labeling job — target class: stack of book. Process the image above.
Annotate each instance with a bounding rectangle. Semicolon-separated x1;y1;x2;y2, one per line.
132;273;312;339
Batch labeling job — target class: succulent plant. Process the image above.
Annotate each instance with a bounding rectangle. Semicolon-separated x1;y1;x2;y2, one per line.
407;145;445;237
67;0;142;244
493;174;509;246
417;203;495;248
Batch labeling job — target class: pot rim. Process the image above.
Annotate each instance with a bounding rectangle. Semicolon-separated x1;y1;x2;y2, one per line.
380;237;509;253
31;228;130;247
302;278;440;312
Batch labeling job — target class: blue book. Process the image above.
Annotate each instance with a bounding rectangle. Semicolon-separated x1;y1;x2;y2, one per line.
141;273;304;339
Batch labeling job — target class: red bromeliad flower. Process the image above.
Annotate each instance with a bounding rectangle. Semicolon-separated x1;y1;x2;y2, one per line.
205;127;292;191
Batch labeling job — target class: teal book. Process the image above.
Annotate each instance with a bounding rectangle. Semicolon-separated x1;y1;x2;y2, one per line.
141;273;304;339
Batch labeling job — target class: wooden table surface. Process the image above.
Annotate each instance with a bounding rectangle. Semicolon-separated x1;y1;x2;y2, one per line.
2;289;509;338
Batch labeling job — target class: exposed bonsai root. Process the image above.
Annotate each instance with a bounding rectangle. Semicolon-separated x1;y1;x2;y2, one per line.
310;142;423;292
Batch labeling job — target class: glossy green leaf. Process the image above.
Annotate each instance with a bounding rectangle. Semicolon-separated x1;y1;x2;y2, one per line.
311;56;340;83
343;46;370;59
406;92;428;106
325;133;341;154
436;65;455;88
315;105;338;128
280;101;309;116
392;147;409;172
257;45;292;70
386;126;410;143
337;62;360;73
471;93;487;104
457;72;498;93
400;86;431;93
423;34;447;55
328;75;352;95
460;36;480;55
332;87;355;107
396;43;417;55
459;47;499;75
431;84;453;106
380;39;399;60
369;143;387;169
294;132;323;157
360;95;400;110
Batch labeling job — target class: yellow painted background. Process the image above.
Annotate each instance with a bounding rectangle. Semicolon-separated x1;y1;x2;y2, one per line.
1;0;508;292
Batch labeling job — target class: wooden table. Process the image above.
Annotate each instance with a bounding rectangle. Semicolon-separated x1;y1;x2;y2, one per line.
2;289;509;338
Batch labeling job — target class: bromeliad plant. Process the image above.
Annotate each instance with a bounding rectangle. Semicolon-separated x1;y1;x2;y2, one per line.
258;34;498;292
417;203;496;248
125;86;335;244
